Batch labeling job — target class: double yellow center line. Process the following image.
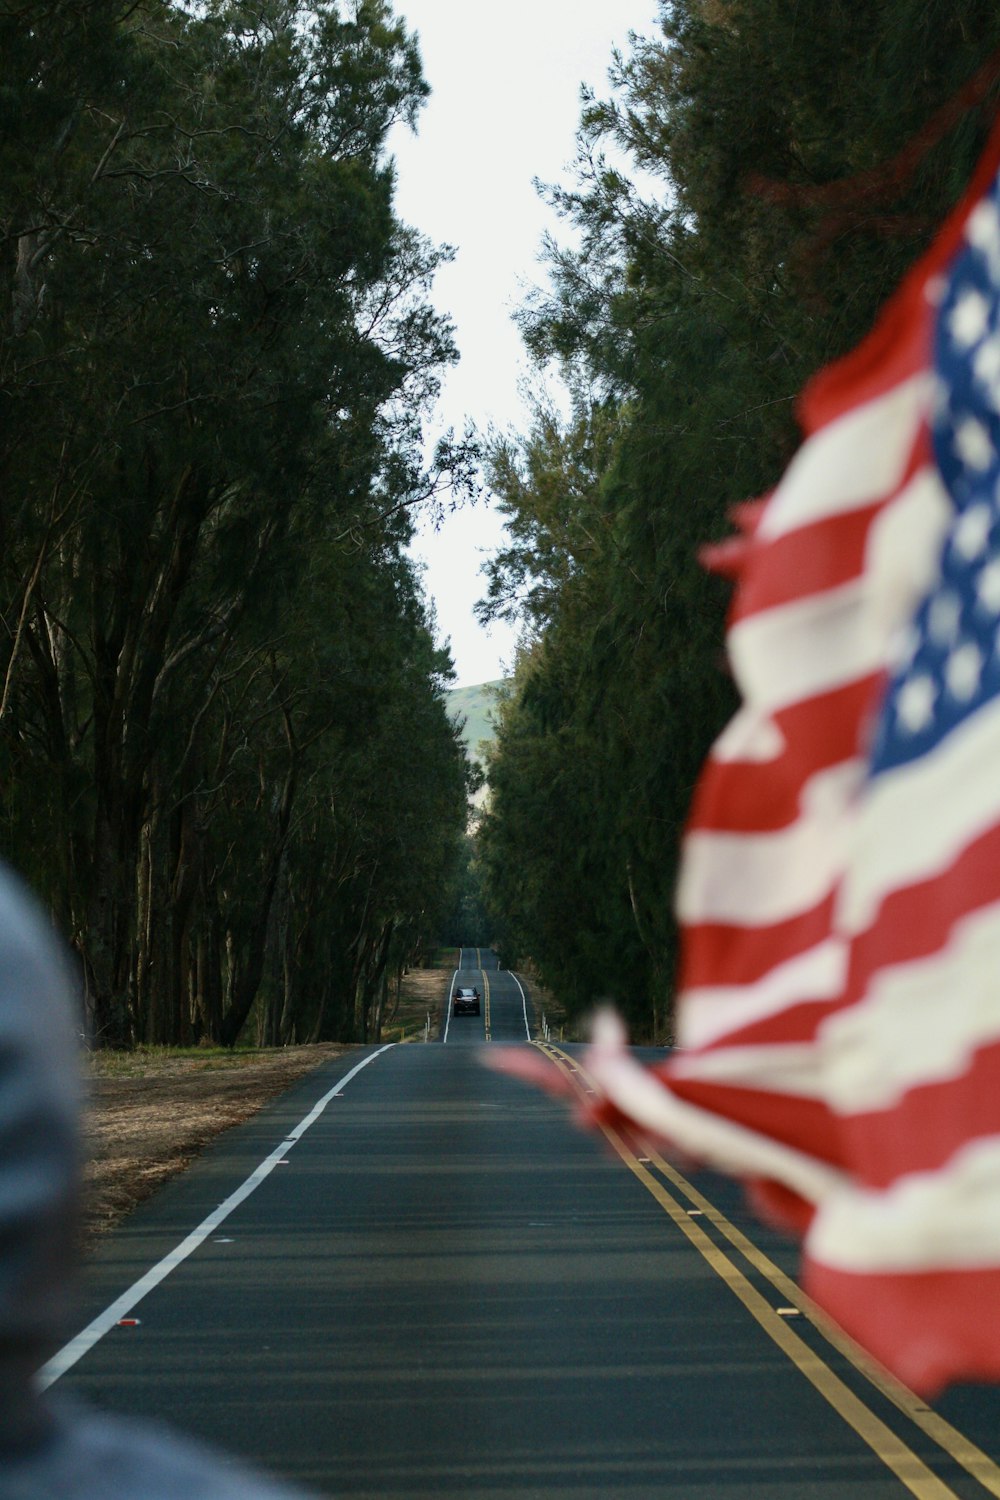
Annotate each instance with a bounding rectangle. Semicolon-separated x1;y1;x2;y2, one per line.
472;948;493;1039
537;1040;1000;1500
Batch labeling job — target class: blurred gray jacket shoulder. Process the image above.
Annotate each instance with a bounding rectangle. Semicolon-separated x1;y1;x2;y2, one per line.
0;1401;309;1499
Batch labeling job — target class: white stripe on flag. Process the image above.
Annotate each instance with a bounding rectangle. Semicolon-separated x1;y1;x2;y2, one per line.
678;939;845;1050
670;1041;826;1098
759;374;929;540
711;706;786;765
861;465;954;644
729;577;886;715
726;463;950;720
839;697;1000;934
677;761;859;926
808;1135;1000;1273
820;899;1000;1113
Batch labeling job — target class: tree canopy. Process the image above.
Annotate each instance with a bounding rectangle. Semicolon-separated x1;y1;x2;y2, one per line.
9;3;1000;1047
0;0;473;1046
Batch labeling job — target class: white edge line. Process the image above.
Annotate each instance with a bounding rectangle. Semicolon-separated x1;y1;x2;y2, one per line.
442;967;459;1044
37;1043;394;1390
508;970;531;1041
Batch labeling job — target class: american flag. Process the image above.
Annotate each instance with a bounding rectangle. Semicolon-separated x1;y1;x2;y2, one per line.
573;126;1000;1395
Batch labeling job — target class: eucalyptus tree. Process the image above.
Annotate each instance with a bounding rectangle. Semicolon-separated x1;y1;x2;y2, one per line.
1;0;469;1044
229;542;470;1049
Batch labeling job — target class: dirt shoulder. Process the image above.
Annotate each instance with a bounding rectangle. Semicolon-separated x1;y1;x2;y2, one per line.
81;963;453;1246
82;1045;345;1242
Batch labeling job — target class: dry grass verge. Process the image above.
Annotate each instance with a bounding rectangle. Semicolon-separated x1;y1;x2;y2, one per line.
380;961;453;1043
82;1044;344;1244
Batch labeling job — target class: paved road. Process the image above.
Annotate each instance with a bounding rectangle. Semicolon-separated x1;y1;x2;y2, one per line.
442;945;531;1045
49;952;1000;1497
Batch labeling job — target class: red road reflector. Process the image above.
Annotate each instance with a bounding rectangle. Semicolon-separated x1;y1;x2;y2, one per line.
117;1318;141;1327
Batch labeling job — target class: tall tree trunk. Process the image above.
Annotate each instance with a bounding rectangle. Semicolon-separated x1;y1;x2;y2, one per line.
217;747;297;1047
84;799;134;1048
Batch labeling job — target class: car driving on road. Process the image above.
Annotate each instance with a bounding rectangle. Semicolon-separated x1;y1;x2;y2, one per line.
453;986;481;1016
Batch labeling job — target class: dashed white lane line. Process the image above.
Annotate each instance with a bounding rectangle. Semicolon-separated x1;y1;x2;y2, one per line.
37;1043;394;1389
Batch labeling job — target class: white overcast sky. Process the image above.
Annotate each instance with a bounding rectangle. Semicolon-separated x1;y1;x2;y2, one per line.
388;0;661;688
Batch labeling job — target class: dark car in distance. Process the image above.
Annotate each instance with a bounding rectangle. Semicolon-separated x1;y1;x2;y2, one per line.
453;986;481;1016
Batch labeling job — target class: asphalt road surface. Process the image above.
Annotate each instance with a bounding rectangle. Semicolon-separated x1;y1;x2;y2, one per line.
49;950;1000;1498
442;945;531;1045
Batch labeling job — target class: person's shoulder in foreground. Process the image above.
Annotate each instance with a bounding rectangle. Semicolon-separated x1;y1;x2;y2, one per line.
0;860;314;1499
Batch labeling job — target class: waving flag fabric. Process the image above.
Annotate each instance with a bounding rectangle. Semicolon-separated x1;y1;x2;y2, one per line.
802;151;1000;1395
550;125;1000;1396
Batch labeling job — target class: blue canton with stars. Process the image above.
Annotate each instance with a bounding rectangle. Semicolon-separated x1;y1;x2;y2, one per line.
871;173;1000;778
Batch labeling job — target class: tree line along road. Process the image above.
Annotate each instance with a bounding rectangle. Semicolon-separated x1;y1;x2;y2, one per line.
49;951;1000;1497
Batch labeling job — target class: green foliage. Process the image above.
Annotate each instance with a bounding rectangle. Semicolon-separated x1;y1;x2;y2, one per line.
446;679;503;767
479;1;1000;1040
436;833;492;948
0;0;472;1046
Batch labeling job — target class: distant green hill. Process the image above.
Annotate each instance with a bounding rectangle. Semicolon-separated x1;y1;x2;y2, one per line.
448;680;504;767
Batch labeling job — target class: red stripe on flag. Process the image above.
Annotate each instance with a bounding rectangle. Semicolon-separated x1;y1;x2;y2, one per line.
689;996;846;1052
839;1041;1000;1188
686;678;878;835
679;894;836;992
731;433;933;625
842;819;1000;1000
730;501;882;623
803;1258;1000;1396
659;1075;842;1167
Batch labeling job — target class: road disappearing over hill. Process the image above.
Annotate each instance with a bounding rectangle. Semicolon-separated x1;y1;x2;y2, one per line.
50;952;1000;1497
442;945;530;1044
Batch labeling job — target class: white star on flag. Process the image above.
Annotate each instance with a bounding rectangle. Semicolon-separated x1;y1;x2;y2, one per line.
945;640;984;699
968;196;1000;275
977;556;1000;611
928;590;963;644
896;673;937;732
956;415;995;469
973;334;1000;391
953;502;994;558
950;287;992;347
